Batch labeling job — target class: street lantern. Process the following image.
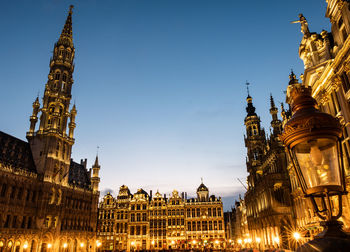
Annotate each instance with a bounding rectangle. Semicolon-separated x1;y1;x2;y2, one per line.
280;83;350;251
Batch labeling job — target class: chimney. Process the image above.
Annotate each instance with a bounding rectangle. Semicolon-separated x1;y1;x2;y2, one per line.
150;190;153;199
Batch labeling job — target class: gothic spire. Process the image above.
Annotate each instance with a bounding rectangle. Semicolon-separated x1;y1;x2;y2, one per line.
58;5;74;47
94;155;100;168
270;94;276;109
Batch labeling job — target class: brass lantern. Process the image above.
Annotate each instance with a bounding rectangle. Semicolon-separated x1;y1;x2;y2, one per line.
280;83;350;251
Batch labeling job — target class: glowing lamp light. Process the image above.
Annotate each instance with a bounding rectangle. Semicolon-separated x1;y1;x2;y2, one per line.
47;244;52;249
256;237;261;243
131;241;135;246
274;237;280;244
243;239;247;244
171;240;175;245
247;238;252;243
63;243;68;248
23;243;28;249
215;240;219;244
80;243;84;248
192;240;196;245
151;241;155;245
237;239;242;244
293;232;301;240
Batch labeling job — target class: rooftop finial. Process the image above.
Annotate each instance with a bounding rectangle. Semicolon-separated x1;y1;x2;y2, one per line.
201;177;203;184
245;81;250;97
69;5;74;13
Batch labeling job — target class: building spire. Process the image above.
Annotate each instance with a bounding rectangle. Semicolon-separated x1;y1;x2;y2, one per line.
94;154;99;167
27;6;76;183
269;94;282;136
58;5;74;47
270;94;276;109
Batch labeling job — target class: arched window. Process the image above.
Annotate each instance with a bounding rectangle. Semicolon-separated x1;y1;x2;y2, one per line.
55;72;60;80
253;125;258;135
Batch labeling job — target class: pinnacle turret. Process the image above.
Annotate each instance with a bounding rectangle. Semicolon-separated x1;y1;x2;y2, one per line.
270;94;276;109
94;155;100;168
269;94;281;136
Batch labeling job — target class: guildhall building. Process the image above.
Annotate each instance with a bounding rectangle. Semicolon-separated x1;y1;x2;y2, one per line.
97;183;225;251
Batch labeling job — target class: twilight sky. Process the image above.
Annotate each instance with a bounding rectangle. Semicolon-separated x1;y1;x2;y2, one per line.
0;0;330;210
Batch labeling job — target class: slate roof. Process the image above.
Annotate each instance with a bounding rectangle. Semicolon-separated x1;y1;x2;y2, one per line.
68;160;91;189
0;131;37;173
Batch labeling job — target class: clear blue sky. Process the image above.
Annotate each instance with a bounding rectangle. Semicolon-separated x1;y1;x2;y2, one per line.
0;0;330;210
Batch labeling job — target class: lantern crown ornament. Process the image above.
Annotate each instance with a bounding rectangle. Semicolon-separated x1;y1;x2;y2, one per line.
281;84;342;150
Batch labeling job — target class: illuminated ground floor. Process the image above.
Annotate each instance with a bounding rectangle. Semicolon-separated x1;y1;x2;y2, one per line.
98;232;226;251
0;230;99;252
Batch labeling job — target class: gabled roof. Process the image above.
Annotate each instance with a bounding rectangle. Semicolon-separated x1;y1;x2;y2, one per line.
68;160;91;189
0;131;37;173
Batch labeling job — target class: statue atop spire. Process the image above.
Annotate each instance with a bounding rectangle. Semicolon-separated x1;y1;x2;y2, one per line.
288;70;298;85
291;13;310;37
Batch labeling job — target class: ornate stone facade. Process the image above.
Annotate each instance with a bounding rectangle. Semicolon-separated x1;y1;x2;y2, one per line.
0;6;100;251
284;0;350;242
233;1;350;250
242;94;294;250
97;183;225;251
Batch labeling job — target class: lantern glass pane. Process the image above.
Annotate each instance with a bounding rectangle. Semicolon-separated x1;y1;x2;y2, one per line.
293;138;341;188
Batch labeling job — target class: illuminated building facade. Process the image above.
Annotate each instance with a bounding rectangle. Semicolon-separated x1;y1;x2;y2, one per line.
149;191;167;250
185;183;225;250
232;198;249;247
97;192;117;251
234;1;350;250
0;6;100;251
242;94;294;250
97;183;225;251
281;0;350;240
